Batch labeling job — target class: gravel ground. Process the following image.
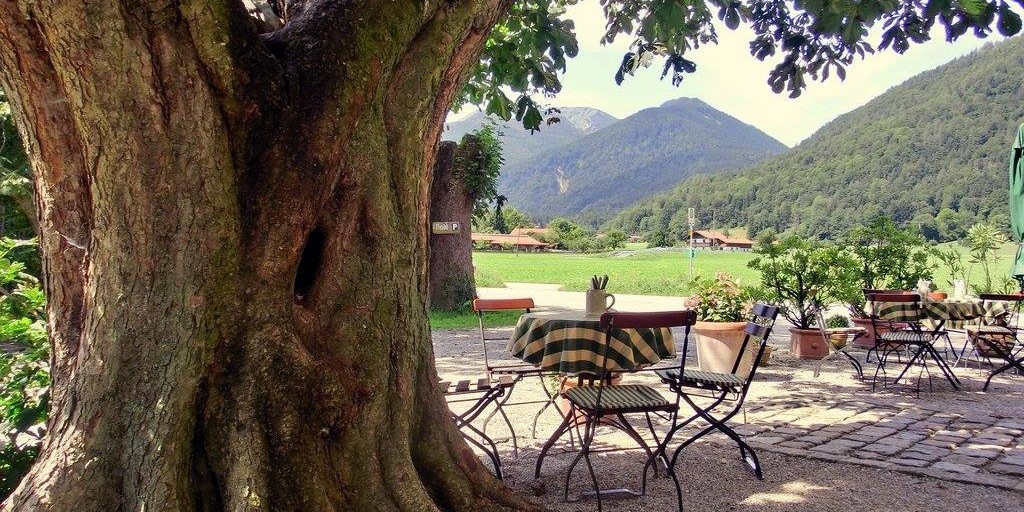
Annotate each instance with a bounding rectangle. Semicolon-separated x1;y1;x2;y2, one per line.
433;325;1024;511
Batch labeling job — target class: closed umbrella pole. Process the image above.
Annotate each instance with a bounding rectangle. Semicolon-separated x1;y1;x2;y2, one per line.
1010;123;1024;291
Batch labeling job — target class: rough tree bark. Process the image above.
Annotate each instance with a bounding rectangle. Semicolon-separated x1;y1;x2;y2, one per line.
0;0;537;510
428;140;477;311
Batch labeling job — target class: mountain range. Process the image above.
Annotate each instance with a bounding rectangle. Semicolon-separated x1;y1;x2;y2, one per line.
444;107;618;165
607;36;1024;242
445;99;787;226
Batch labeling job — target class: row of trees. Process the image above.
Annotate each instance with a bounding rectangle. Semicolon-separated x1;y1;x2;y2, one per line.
750;217;1017;330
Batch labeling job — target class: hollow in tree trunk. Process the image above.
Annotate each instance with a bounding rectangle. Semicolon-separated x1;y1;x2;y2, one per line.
0;0;537;510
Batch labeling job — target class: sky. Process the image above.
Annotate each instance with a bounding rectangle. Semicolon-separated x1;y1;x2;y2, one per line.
452;3;1003;147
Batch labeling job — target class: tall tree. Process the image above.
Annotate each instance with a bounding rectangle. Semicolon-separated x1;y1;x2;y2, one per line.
429;127;503;310
0;0;1017;510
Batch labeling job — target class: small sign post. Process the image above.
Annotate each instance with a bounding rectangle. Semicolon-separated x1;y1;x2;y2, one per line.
687;208;696;280
431;221;460;235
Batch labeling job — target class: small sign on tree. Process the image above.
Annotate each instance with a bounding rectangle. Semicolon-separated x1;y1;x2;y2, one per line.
431;221;461;235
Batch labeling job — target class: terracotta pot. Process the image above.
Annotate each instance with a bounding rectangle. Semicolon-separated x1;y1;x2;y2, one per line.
694;321;755;378
851;317;876;348
851;317;906;349
829;331;850;349
928;292;948;301
789;327;828;359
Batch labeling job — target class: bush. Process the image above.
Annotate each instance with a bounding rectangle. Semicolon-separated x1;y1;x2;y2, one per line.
839;216;933;317
543;218;611;253
748;234;858;329
0;238;48;499
685;273;755;322
603;230;627;250
646;228;674;248
826;315;851;329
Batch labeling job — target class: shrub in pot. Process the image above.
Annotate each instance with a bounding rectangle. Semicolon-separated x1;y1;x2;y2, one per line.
839;217;934;346
825;314;853;349
748;234;857;359
684;273;759;376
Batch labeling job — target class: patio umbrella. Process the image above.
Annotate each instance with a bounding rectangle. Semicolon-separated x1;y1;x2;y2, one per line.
1010;123;1024;290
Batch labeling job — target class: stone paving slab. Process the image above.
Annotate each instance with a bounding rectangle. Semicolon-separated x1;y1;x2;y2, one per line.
736;394;1024;492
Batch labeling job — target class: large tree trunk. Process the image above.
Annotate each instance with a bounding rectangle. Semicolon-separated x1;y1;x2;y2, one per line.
428;141;477;311
0;1;536;510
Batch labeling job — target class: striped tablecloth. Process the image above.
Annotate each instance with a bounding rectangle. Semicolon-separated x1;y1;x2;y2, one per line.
868;298;1010;328
507;311;675;375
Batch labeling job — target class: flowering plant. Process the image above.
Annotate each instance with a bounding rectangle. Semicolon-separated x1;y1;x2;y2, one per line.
685;272;754;323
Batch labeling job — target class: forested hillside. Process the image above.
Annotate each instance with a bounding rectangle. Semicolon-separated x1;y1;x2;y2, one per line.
608;37;1024;241
443;106;617;165
501;98;787;226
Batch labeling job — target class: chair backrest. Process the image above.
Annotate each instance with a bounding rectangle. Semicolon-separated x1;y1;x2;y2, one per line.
591;310;698;408
978;293;1024;329
472;298;534;372
728;304;780;385
674;303;778;383
866;292;922;336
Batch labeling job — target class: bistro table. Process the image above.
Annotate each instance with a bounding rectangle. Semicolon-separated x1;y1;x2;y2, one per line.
867;296;1013;388
870;297;1011;329
507;310;679;483
507;310;676;375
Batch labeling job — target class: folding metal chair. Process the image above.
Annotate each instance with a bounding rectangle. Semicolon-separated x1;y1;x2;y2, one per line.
536;310;697;512
867;293;959;393
812;304;865;379
440;376;514;480
651;303;779;502
472;298;557;455
861;288;913;364
968;294;1024;390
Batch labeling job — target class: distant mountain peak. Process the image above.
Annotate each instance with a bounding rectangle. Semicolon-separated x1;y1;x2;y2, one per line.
609;36;1024;240
660;97;711;109
443;106;617;165
498;98;786;226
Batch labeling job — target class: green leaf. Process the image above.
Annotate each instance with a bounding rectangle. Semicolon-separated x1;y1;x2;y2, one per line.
997;3;1022;35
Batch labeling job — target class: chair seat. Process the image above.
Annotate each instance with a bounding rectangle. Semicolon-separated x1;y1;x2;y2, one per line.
657;368;745;390
966;325;1014;337
877;330;934;344
440;375;513;396
565;384;673;412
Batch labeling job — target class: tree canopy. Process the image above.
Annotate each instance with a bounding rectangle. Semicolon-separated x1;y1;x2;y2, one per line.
452;0;1024;130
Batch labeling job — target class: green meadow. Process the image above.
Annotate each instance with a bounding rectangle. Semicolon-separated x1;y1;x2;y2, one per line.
473;248;759;296
471;243;1023;297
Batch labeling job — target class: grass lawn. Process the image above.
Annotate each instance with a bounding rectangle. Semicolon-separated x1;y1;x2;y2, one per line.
473;248;759;296
428;308;522;329
471;242;1023;297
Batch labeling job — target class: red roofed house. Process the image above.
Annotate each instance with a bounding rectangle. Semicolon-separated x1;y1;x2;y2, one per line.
691;230;755;251
471;232;550;251
509;227;551;238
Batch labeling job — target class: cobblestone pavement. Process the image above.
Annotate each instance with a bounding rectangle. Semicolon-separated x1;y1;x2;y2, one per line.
737;393;1024;492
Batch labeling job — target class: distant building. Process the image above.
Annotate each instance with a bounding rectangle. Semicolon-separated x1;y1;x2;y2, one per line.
691;229;755;251
471;232;550;251
509;227;551;238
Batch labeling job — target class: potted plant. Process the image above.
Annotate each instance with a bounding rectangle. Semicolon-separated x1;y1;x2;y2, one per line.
684;273;759;376
825;314;853;348
748;234;858;359
840;217;934;347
